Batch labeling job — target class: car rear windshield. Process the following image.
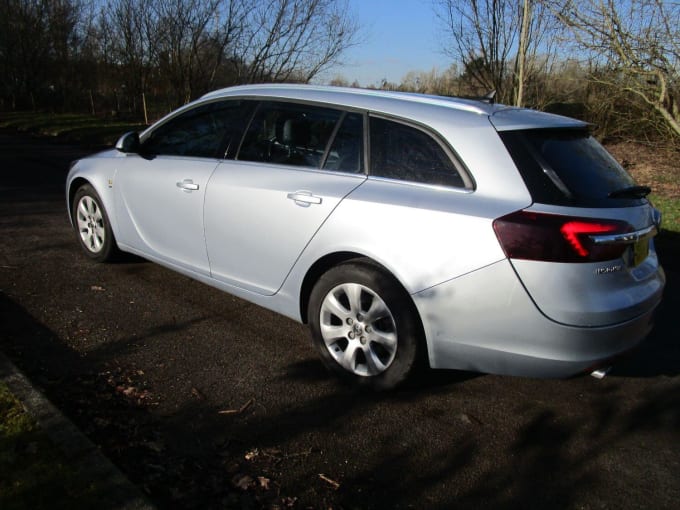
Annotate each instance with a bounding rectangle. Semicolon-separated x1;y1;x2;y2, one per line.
499;128;644;207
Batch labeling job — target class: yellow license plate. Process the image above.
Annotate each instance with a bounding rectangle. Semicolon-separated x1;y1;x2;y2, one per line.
632;238;649;267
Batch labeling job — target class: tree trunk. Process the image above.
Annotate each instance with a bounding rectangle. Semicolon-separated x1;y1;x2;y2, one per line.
515;0;531;107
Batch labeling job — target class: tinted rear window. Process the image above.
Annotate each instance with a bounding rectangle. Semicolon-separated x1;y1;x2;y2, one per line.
500;129;642;207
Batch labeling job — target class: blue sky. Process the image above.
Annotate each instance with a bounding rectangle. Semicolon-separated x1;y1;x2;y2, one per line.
323;0;452;87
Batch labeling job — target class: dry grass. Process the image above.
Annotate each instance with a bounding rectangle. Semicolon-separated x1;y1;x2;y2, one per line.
607;142;680;199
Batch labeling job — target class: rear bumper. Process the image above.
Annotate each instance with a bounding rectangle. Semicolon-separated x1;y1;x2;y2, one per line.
413;259;662;378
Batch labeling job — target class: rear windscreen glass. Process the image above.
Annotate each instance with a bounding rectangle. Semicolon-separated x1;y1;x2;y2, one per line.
500;129;642;207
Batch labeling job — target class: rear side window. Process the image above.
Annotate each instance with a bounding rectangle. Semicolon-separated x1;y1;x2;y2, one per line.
369;117;465;188
323;112;364;174
238;101;342;168
500;129;641;207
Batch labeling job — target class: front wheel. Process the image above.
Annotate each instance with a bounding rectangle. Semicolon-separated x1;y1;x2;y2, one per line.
72;184;120;262
308;259;424;390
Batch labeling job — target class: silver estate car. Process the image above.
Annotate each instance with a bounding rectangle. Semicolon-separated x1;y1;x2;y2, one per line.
67;84;665;389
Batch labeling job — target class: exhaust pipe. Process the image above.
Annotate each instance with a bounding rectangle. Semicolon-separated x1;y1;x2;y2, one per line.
590;366;612;379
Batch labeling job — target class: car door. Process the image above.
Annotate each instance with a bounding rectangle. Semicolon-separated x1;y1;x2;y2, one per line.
114;100;252;275
204;104;366;295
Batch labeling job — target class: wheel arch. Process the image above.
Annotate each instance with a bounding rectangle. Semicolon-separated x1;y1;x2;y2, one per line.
299;253;428;357
67;177;93;225
299;251;364;324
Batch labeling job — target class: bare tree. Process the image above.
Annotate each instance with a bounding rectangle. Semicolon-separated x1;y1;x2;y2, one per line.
1;0;359;113
433;0;561;105
102;0;157;111
556;0;680;137
434;0;519;101
153;0;224;105
0;0;86;109
100;0;357;110
237;0;359;83
102;0;248;111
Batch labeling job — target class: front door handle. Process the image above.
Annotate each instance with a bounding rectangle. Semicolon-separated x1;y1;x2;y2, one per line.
287;190;322;207
176;179;199;192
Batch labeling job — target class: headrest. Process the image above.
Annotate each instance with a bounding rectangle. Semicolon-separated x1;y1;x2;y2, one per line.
281;117;310;146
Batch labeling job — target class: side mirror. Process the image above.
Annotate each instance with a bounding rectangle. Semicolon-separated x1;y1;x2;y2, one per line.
115;131;140;153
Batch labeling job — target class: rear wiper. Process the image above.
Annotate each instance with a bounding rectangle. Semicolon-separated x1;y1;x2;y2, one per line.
608;185;651;199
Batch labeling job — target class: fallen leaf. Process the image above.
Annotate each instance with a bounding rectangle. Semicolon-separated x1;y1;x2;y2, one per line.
257;476;271;490
244;448;259;461
262;447;283;458
459;413;483;426
231;473;254;491
93;417;110;428
143;440;165;453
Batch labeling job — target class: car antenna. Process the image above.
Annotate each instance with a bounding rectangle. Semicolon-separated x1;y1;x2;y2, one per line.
463;89;496;104
482;90;496;104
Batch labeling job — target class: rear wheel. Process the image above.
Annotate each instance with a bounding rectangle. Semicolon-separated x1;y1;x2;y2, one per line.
308;259;423;390
72;184;120;262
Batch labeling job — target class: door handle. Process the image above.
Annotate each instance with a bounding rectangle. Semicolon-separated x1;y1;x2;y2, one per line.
287;190;322;207
176;179;199;192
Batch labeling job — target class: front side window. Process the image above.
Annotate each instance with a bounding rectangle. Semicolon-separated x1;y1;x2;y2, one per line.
238;101;343;168
142;100;252;158
369;117;465;188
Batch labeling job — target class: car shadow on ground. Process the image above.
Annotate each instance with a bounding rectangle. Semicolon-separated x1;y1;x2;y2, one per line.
2;288;679;509
282;357;480;391
612;230;679;378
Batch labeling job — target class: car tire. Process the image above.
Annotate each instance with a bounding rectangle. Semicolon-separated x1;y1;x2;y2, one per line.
72;184;120;262
308;258;424;390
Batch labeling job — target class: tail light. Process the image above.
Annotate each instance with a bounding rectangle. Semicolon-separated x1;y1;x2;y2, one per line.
493;211;632;263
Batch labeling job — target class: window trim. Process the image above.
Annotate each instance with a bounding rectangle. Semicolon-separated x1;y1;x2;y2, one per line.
367;112;475;191
320;110;347;169
137;94;473;188
234;100;261;161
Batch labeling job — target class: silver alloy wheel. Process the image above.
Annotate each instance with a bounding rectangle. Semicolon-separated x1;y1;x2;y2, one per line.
76;195;105;253
319;283;398;376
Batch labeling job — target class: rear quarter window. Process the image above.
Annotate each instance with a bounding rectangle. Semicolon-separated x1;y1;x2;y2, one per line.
500;129;643;207
369;117;466;188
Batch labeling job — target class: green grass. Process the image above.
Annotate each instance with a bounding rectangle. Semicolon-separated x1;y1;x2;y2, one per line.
650;194;680;235
0;111;145;145
0;383;102;509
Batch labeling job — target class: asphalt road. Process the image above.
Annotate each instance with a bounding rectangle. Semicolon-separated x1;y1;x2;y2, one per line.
1;131;679;509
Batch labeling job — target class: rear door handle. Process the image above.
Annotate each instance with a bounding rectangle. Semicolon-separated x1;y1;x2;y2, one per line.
176;179;199;192
287;190;322;207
